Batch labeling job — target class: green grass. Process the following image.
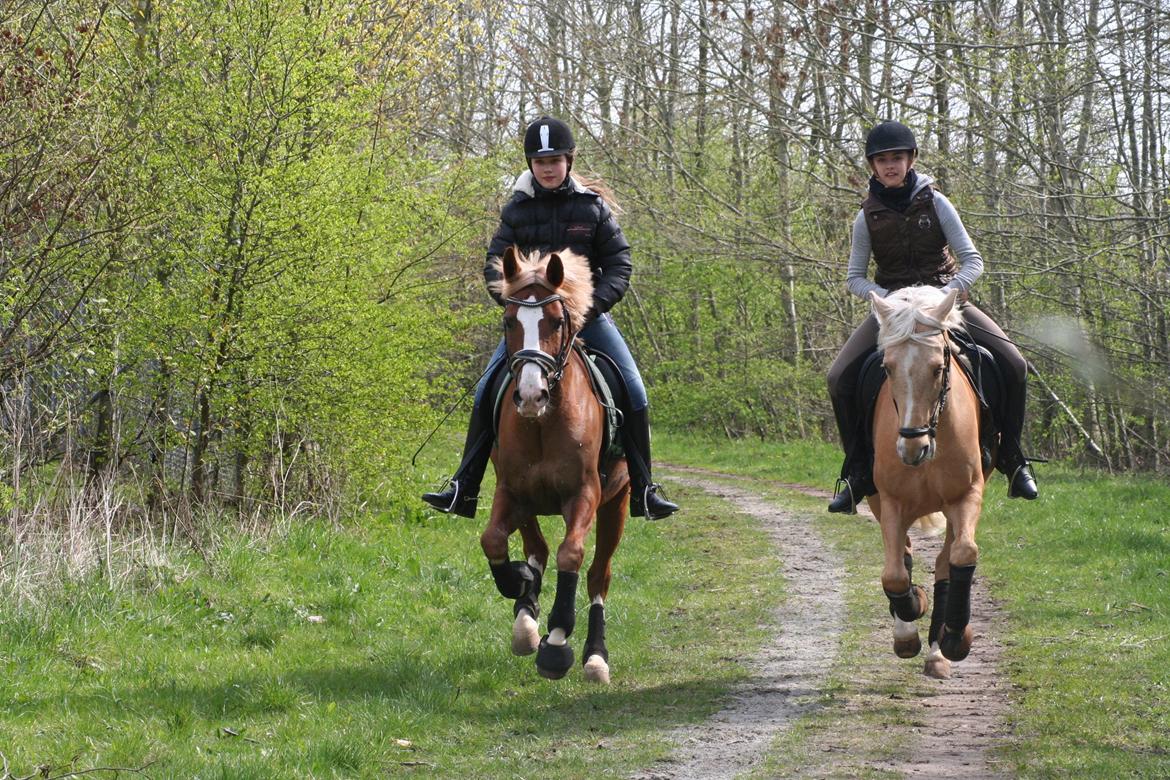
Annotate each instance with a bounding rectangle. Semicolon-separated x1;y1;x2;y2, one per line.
0;455;783;778
3;432;1168;777
658;433;1170;778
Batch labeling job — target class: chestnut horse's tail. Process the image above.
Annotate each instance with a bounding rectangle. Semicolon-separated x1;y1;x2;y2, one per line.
913;511;946;536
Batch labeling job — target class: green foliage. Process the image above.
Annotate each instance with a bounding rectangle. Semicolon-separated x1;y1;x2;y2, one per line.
1;0;504;516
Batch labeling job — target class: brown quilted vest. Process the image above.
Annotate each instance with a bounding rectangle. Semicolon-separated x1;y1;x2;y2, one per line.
862;187;956;291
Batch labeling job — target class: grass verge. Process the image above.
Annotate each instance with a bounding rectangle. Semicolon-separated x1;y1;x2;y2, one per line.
0;446;781;778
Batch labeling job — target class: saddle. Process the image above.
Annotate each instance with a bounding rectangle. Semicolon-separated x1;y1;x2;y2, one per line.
491;344;626;481
857;330;1004;471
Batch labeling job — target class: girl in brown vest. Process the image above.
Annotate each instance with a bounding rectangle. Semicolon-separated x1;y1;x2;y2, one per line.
826;121;1038;513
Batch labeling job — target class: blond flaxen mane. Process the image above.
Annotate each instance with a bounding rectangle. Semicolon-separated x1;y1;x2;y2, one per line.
876;285;964;351
488;248;594;333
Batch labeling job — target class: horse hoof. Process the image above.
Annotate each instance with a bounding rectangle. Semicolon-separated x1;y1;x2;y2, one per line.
512;610;540;656
583;654;610;684
536;635;574;679
892;616;921;658
939;624;974;661
894;634;922;658
923;646;952;679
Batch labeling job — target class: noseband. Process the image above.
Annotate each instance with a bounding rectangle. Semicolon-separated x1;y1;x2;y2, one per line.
893;333;953;441
505;293;575;387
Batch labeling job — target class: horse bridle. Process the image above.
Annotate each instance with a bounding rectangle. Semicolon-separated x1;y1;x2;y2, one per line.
893;333;953;441
504;293;576;388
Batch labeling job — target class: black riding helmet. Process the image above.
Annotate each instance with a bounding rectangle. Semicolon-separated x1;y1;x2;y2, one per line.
865;121;917;159
524;116;576;159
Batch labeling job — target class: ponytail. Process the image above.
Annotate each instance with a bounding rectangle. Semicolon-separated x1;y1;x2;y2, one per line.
570;167;623;214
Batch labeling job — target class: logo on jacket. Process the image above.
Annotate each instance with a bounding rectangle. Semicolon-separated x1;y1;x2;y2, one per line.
917;214;932;230
566;223;593;238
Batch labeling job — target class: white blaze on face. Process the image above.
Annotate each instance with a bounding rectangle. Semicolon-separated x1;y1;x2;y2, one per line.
516;297;547;405
899;343;922;427
894;342;919;461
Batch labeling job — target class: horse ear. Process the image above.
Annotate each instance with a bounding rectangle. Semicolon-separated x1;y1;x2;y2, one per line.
871;291;895;324
933;288;960;322
546;253;565;288
502;246;521;280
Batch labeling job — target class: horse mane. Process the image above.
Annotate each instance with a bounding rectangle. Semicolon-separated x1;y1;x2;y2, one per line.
876;286;964;351
487;248;595;332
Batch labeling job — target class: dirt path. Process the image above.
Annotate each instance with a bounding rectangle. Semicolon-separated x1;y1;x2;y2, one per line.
640;466;1011;779
633;475;847;780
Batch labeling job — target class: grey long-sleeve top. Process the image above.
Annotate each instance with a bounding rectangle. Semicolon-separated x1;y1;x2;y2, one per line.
845;174;984;300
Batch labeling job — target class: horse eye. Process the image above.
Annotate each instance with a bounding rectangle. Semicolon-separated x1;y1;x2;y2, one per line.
933;366;944;376
550;318;564;330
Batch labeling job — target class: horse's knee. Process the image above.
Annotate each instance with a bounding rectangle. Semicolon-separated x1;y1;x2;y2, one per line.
555;546;585;573
881;570;911;595
480;526;509;561
950;540;978;568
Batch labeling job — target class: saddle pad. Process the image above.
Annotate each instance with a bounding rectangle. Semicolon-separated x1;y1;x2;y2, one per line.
581;347;625;461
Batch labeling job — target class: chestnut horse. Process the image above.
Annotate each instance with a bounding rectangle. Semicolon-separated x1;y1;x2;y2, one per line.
868;286;992;679
479;246;630;683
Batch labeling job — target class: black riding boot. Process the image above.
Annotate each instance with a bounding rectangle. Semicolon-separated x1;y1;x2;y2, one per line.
421;408;494;518
622;408;678;520
998;439;1038;500
828;451;875;514
996;374;1038;500
827;391;874;514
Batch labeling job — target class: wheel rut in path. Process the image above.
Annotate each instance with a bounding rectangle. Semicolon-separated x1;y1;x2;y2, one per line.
648;465;1012;779
633;474;847;780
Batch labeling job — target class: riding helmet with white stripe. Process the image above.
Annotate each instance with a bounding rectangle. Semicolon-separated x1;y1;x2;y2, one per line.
524;116;576;159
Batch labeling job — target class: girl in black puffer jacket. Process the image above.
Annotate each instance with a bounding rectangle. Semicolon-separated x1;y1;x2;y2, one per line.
423;116;678;521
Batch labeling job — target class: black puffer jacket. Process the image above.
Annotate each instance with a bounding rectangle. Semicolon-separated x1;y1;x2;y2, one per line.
484;171;632;315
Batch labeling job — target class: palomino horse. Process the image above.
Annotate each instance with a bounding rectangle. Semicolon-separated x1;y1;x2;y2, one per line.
479;246;630;683
868;285;992;679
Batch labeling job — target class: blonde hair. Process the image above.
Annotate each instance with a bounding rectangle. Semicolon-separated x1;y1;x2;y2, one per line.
571;167;622;214
487;248;595;332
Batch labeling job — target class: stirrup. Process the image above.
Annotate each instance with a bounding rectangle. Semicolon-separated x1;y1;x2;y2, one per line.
1007;463;1039;500
422;478;479;518
828;478;858;514
633;483;678;520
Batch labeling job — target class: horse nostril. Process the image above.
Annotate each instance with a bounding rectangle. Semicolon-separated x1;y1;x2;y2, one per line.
513;389;522;406
539;389;549;403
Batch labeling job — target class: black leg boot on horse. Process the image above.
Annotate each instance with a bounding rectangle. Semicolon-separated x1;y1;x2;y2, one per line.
828;392;875;514
996;373;1039;500
622;408;678;520
422;390;497;518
